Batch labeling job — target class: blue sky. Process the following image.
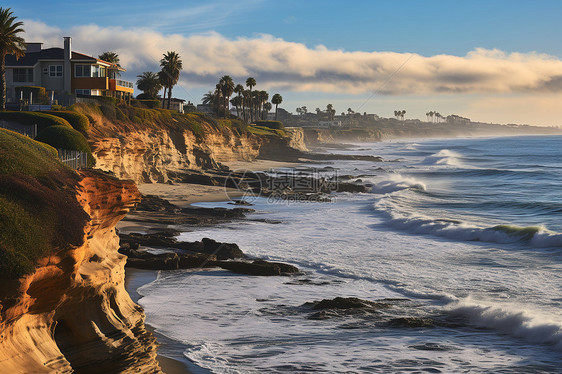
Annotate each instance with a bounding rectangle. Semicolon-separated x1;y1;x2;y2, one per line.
8;0;562;125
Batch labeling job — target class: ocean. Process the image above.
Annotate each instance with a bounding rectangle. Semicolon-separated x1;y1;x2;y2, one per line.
137;135;562;373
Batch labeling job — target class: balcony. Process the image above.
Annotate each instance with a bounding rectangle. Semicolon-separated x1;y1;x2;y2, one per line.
109;79;134;93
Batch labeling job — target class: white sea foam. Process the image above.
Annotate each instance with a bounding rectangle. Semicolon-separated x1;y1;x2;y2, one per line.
374;199;562;248
420;149;462;166
446;297;562;351
369;174;427;194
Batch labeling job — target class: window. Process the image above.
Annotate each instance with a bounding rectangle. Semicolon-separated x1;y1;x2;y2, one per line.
75;89;91;96
49;65;63;77
13;68;33;82
75;64;106;78
92;66;103;78
75;65;92;77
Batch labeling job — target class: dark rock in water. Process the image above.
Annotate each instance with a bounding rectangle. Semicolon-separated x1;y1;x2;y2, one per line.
228;199;253;206
409;343;454;351
252;259;299;274
119;233;245;260
126;253;180;270
311;297;389;310
124;249;216;270
181;206;253;218
387;317;434;328
336;183;368;193
200;238;245;260
178;253;216;268
212;259;299;276
137;194;181;213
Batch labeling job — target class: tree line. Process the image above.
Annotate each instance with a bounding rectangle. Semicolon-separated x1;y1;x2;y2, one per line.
202;76;283;123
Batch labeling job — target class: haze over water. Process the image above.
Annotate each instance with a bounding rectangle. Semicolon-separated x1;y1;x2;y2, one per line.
138;135;562;373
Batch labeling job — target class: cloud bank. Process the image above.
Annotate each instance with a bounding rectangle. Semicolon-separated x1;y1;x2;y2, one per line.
22;20;562;96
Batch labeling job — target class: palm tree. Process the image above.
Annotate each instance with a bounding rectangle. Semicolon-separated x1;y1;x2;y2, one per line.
263;102;272;120
246;77;256;122
136;71;162;99
98;51;120;66
202;91;215;105
242;89;251;123
272;93;283;120
326;104;334;121
0;8;26;110
219;75;234;117
159;51;183;109
258;91;269;119
401;110;406;121
230;96;242;118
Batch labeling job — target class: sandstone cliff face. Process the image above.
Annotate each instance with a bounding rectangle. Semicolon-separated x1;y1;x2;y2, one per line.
91;126;307;183
0;170;161;373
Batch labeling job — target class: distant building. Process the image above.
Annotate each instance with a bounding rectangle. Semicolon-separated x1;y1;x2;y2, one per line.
166;98;185;113
5;37;134;106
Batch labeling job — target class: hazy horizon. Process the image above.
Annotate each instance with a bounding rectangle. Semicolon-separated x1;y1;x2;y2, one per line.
9;0;562;127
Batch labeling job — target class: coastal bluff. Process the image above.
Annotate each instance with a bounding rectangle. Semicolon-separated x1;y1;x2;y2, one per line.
74;103;307;184
0;130;161;373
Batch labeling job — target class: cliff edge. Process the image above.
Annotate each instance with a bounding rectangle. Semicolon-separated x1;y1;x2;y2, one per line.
0;129;161;373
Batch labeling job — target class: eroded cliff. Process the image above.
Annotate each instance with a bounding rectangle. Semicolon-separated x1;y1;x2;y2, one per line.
0;168;161;373
74;103;307;183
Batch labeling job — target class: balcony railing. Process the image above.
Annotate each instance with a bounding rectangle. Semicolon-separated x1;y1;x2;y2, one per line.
115;79;134;88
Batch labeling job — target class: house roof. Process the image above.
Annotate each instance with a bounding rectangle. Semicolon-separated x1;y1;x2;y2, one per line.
6;48;125;71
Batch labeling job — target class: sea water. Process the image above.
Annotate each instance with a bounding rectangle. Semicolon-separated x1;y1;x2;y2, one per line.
137;135;562;373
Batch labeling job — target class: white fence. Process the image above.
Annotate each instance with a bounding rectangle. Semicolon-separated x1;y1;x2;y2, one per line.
58;149;88;169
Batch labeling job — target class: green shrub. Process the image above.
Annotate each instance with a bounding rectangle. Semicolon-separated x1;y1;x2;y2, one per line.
136;99;161;109
42;110;90;133
35;126;95;167
0;128;88;278
248;125;286;137
254;120;285;130
92;96;118;106
0;111;72;132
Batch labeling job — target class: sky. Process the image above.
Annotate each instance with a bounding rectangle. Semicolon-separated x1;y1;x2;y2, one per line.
7;0;562;126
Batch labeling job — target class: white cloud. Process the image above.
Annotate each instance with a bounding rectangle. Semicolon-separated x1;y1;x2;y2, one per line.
22;20;562;97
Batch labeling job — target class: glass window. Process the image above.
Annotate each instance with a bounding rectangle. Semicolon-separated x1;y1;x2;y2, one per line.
75;65;92;77
75;89;91;96
49;65;63;77
13;68;33;82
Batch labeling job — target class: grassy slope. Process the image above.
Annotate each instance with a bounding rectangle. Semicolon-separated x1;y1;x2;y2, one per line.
0;129;88;278
70;102;286;140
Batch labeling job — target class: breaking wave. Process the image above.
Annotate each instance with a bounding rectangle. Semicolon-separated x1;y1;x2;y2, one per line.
369;174;427;194
374;199;562;248
445;297;562;351
419;149;462;166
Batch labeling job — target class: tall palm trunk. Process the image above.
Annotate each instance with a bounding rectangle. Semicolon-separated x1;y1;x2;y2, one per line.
167;85;172;109
1;56;6;110
275;104;278;120
162;86;167;108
